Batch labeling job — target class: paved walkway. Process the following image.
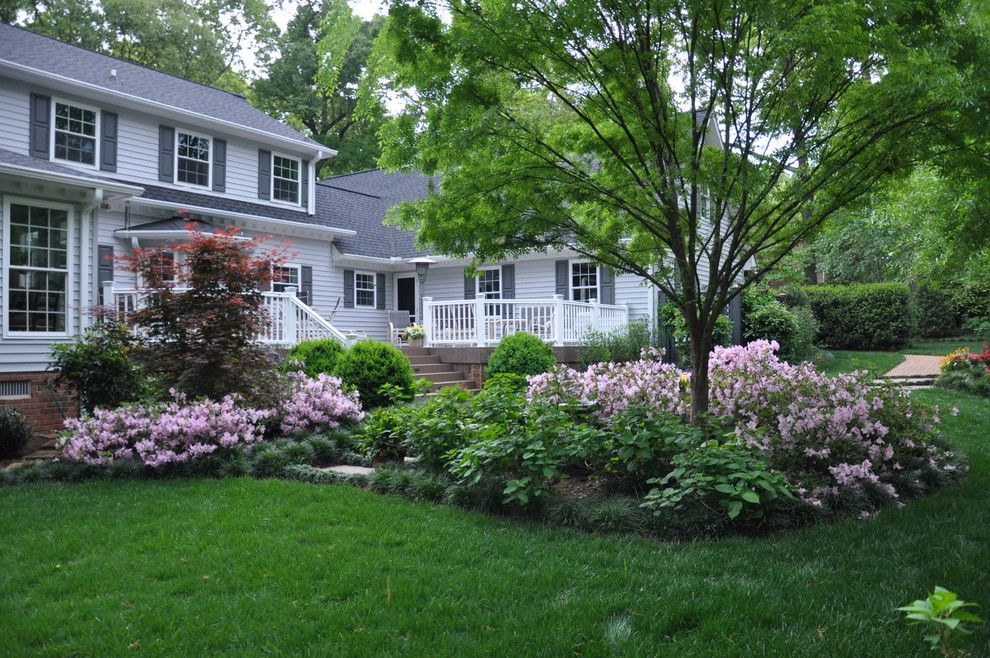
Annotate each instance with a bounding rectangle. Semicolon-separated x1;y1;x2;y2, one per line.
883;354;942;379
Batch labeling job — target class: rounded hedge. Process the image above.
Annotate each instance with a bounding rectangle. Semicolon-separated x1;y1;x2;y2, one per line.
802;283;913;350
486;332;556;377
334;339;415;409
742;290;816;363
0;408;33;458
284;338;345;377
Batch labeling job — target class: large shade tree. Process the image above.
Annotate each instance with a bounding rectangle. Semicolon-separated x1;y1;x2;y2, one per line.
370;0;971;419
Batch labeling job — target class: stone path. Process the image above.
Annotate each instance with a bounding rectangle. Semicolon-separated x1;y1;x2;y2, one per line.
879;354;942;389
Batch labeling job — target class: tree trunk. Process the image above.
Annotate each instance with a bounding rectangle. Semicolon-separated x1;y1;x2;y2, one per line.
687;319;713;423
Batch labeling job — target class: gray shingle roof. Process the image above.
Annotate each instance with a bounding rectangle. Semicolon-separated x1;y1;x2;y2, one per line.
0;147;128;184
130;182;324;224
317;169;433;259
0;22;320;148
121;217;217;232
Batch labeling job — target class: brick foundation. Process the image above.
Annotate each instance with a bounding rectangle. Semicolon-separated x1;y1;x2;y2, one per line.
0;372;78;445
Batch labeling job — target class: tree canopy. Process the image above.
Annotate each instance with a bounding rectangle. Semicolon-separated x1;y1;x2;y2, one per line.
252;0;386;175
370;0;976;416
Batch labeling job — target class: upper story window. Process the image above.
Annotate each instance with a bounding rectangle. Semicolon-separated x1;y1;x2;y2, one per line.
5;200;70;335
272;154;301;204
571;261;599;302
355;272;377;308
476;268;501;298
53;101;97;166
176;131;211;187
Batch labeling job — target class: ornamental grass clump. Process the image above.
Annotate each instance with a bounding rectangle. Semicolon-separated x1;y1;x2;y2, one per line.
59;392;269;468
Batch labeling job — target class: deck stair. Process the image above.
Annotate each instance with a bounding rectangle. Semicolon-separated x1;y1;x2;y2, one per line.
402;346;478;392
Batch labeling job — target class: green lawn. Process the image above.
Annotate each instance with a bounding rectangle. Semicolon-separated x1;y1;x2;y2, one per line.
815;350;905;377
905;337;985;356
1;388;988;656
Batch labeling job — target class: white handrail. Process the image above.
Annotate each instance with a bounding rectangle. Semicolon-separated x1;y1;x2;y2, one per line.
424;296;629;347
106;284;348;346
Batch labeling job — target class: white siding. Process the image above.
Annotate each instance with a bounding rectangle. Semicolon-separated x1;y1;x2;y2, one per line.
0;79;30;154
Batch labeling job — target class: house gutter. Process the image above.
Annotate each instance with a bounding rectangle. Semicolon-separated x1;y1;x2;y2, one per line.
0;162;144;195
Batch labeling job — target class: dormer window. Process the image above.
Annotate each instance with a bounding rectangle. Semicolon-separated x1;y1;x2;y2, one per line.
52;101;97;166
176;131;211;187
272;154;300;204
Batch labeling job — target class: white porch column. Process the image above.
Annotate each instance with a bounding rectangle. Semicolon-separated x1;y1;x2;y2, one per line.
284;287;298;345
422;297;434;347
102;281;115;316
474;293;487;346
552;294;565;346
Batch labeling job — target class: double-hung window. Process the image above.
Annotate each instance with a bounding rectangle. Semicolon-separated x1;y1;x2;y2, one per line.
53;101;97;166
570;261;599;302
476;268;501;298
5;200;70;335
272;264;301;293
272;154;301;204
355;272;377;308
176;131;211;187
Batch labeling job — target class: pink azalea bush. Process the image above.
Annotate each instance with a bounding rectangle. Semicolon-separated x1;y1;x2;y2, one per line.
59;392;269;467
279;373;364;435
528;341;965;513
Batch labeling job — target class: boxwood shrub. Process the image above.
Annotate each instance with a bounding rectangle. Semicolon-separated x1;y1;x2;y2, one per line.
284;338;345;377
334;340;415;409
0;408;33;458
486;332;556;377
803;283;913;350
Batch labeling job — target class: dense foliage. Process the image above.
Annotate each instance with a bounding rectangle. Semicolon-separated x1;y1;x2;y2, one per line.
659;302;732;368
803;283;913;350
742;289;817;363
333;340;414;409
578;319;657;366
486;332;556;377
0;408;33;458
285;338;345;378
49;318;148;412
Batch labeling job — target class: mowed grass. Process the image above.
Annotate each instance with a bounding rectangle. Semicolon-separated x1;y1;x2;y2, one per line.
815;350;905;377
906;336;986;356
1;387;988;657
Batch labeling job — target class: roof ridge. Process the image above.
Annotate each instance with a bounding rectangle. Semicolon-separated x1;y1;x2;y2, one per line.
0;22;248;101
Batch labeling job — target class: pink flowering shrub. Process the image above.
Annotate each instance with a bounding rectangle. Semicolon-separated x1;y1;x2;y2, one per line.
279;373;364;435
527;341;965;514
59;392;269;467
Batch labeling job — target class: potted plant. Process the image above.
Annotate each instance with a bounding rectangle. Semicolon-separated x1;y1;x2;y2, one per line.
403;324;426;348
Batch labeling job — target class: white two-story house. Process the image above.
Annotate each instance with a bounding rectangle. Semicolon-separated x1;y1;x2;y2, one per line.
0;23;742;429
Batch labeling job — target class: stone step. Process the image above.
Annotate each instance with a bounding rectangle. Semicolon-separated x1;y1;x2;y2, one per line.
407;354;443;366
422;370;469;384
400;346;433;357
427;379;477;392
412;363;452;374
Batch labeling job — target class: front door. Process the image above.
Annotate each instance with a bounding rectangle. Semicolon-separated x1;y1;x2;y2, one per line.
397;276;416;323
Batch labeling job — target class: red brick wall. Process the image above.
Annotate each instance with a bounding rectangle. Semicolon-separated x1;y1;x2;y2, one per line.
0;372;78;438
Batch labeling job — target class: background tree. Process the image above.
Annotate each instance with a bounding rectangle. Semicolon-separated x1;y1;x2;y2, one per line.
253;0;386;174
3;0;277;93
370;0;973;419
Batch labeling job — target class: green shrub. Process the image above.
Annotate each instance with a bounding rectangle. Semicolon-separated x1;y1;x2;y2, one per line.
486;332;556;377
248;444;293;478
284;338;346;377
358;405;413;463
0;408;33;458
743;290;816;362
579;319;657;367
803;283;913;350
400;386;474;469
659;301;733;367
49;320;149;412
604;407;706;487
642;439;795;522
334;340;414;409
913;286;961;338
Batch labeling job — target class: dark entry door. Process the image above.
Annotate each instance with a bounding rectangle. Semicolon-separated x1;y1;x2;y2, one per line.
397;277;416;322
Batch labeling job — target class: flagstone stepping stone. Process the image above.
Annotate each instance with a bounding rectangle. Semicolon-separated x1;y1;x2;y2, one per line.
325;465;375;477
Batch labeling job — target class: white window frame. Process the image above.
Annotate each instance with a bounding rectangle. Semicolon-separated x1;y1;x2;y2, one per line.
354;270;377;309
475;266;502;299
50;98;100;169
568;259;600;303
271;152;302;206
2;196;74;339
174;128;213;189
271;263;302;293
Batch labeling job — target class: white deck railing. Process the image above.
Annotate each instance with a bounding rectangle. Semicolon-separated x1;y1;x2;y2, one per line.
424;294;629;347
104;283;349;346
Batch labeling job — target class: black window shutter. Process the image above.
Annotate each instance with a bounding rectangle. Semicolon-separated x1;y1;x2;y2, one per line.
501;264;515;299
555;260;569;297
99;111;117;172
97;245;114;303
343;269;354;308
300;160;309;210
158;125;174;182
29;93;50;159
300;266;313;305
212;138;226;192
464;268;475;298
376;273;386;310
599;267;615;304
258;149;271;200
